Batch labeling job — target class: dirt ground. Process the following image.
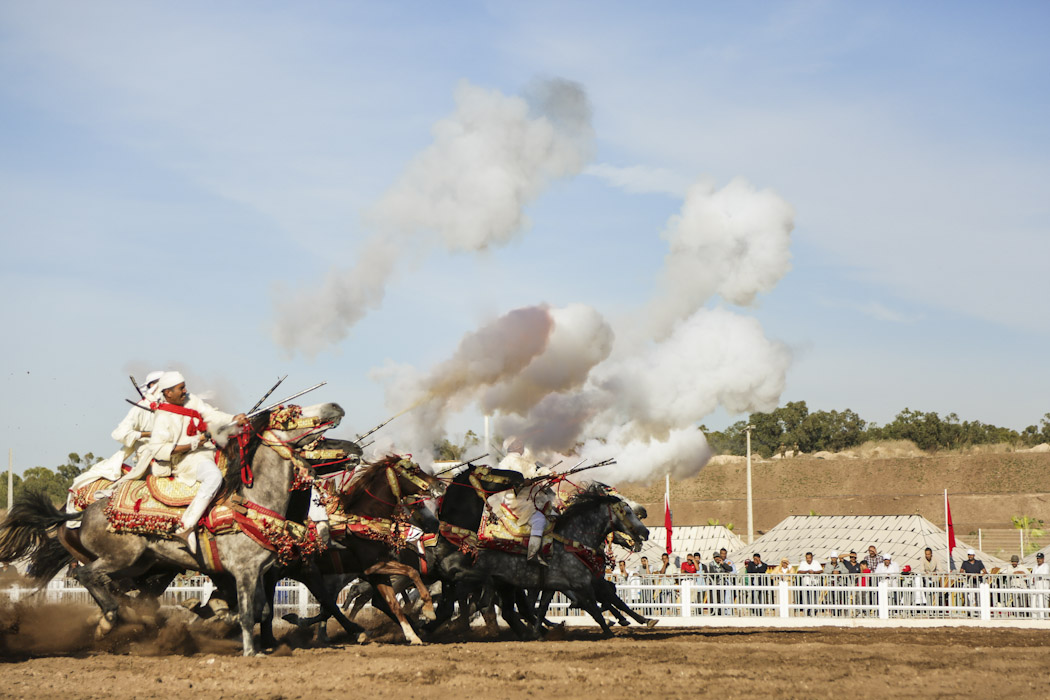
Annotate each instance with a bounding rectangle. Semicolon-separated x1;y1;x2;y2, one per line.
1;603;1048;699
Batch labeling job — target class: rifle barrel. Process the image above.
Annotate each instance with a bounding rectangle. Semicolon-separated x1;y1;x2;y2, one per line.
246;382;327;419
248;375;287;415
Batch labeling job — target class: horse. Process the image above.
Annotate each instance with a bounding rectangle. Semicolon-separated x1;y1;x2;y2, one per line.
466;485;650;638
262;454;446;645
0;402;347;656
423;464;525;634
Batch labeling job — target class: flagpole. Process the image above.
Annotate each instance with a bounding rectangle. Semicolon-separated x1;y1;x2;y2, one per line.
664;473;673;555
944;488;950;570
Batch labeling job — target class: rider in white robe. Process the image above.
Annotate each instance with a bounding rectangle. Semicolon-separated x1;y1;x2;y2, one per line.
125;371;246;552
485;438;557;565
65;371;165;519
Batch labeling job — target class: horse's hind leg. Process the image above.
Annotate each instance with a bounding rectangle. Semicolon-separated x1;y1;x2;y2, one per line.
368;574;424;645
74;562;125;638
235;566;264;656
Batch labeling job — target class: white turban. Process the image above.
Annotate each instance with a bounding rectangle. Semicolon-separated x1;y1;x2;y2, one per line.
156;371;186;392
139;370;165;392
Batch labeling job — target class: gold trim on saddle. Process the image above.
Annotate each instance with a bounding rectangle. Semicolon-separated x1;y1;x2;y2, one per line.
145;475;199;507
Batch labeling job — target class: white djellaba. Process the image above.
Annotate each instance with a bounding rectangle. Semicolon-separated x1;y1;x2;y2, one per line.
65;371;165;526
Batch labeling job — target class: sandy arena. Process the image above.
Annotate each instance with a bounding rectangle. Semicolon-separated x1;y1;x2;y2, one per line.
1;603;1048;699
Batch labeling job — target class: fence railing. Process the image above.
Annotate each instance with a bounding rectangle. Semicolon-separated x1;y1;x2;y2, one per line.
4;573;1050;626
2;575;322;619
552;573;1050;622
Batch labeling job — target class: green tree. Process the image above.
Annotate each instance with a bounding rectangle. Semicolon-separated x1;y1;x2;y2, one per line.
0;451;102;507
1013;515;1045;555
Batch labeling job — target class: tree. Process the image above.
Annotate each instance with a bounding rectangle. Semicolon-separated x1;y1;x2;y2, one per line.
1013;515;1045;556
0;451;103;507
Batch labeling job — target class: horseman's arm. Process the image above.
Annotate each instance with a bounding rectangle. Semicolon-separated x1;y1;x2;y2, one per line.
111;403;146;448
194;396;246;429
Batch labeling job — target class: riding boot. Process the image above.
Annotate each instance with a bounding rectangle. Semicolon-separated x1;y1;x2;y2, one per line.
527;534;548;567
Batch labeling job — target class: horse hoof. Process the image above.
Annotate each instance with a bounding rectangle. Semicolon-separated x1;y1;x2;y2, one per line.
408;638;425;646
356;632;369;645
422;608;437;622
95;615;114;639
646;618;659;628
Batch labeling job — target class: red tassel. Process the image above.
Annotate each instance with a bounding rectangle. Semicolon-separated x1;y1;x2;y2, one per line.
134;498;142;512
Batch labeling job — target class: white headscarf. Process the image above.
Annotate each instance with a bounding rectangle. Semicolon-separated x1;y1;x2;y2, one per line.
156;371;186;392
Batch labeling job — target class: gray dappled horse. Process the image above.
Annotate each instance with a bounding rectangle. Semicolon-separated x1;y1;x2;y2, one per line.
0;402;345;656
468;485;650;638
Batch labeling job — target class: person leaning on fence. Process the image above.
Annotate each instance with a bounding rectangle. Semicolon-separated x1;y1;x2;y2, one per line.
823;552;846;615
863;545;884;572
1005;555;1029;614
961;549;987;575
720;548;737;573
843;551;861;574
680;553;698;575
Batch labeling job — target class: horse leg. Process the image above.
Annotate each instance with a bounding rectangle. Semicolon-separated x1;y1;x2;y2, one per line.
299;568;367;644
478;584;500;636
367;574;424;645
533;589;557;637
596;579;654;626
577;595;615;638
234;566;264;656
259;569;280;649
73;563;124;638
496;583;531;639
364;560;436;622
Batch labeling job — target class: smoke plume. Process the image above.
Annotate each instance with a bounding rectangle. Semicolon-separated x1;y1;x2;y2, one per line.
645;177;794;340
272;79;594;355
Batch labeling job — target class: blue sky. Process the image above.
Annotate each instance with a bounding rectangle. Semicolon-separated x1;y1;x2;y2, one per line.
2;1;1048;473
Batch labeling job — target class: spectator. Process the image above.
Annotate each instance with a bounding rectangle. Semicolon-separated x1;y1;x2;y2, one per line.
1032;552;1049;620
617;560;629;580
797;552;823;614
657;552;671;575
635;555;651;575
916;546;940;607
875;553;900;575
824;551;846;615
961;549;987;575
863;545;884;572
769;557;792;579
709;552;731;574
823;551;845;575
720;548;737;573
694;552;706;574
1005;555;1029;613
746;553;769;575
680;553;698;575
843;551;861;574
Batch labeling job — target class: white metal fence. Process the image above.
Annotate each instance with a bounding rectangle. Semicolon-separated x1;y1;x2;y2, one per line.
4;573;1050;627
2;575;322;619
550;573;1050;623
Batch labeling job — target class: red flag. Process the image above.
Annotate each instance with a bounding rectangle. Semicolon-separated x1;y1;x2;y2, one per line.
946;493;957;553
664;474;673;555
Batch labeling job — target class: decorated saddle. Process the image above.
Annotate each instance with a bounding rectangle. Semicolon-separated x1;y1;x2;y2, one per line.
102;476;202;534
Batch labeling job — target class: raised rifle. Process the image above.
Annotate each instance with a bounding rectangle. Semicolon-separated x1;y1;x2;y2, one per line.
129;375;146;400
355;414;397;443
245;382;327;419
248;375;287;415
434;452;490;477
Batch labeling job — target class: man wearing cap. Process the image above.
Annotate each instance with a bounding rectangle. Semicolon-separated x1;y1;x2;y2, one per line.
127;371;247;552
1032;552;1049;619
823;552;846;616
960;549;987;575
65;371;166;519
874;553;900;576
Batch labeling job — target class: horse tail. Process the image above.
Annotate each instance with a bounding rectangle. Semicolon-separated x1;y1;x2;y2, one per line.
0;490;82;566
25;533;75;582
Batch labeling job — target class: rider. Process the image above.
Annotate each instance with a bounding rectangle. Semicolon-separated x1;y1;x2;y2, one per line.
65;370;166;519
487;437;558;566
126;371;247;553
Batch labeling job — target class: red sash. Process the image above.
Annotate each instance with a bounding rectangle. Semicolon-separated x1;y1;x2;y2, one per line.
152;402;208;436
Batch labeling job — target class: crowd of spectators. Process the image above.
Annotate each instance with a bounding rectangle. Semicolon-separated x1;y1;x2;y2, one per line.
606;544;1050;618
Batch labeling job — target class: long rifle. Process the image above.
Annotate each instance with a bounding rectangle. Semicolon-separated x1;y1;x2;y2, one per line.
245;382;327;419
248;375;287;415
356;414;398;443
434;452;490;476
129;375;146;400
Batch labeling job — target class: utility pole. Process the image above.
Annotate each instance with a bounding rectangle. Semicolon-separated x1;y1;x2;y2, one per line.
745;424;755;545
484;415;491;456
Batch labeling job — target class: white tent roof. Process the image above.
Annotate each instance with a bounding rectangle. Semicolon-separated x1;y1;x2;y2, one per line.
613;525;744;568
726;515;1009;572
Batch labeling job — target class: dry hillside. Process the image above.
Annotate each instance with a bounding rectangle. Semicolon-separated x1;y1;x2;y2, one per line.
617;449;1050;536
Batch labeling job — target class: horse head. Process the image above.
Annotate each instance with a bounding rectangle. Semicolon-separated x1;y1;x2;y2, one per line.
341;455;445;520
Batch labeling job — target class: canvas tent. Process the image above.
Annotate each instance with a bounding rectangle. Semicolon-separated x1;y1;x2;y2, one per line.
727;515;1009;573
612;525;744;569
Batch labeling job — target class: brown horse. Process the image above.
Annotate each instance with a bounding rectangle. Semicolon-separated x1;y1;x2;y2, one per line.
273;455;446;644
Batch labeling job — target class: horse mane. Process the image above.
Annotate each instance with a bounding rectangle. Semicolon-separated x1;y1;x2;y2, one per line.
220;412;270;494
340;454;401;506
558;483;619;521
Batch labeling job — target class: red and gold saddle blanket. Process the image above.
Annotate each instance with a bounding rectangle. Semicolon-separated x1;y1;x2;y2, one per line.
476;510;554;555
103;479;194;535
